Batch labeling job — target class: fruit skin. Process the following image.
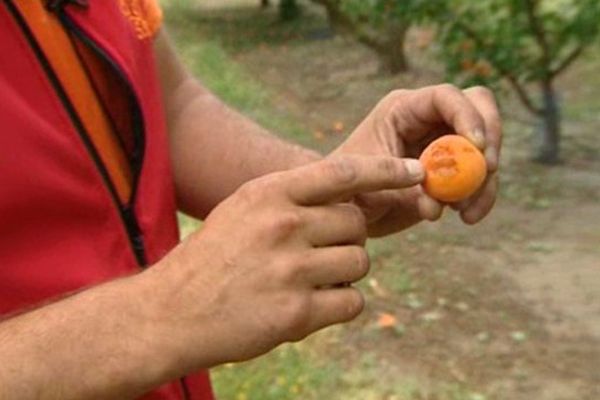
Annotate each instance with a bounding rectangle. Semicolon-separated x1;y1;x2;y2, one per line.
419;135;487;203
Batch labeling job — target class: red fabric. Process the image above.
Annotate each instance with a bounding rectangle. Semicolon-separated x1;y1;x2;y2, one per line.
0;2;213;399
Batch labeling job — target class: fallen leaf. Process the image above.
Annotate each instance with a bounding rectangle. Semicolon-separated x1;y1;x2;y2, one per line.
333;121;345;133
377;312;397;328
368;278;389;298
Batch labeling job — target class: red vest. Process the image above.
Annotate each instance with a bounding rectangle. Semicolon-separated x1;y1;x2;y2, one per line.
0;1;214;398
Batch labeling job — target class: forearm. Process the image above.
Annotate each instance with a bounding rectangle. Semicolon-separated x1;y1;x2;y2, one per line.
0;271;187;400
156;31;320;218
166;79;321;218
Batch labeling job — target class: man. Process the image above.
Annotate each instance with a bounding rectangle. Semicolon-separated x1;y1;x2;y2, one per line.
0;0;501;399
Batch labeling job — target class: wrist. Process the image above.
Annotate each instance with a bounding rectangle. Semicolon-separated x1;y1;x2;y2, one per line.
0;270;196;399
86;271;191;387
135;250;225;375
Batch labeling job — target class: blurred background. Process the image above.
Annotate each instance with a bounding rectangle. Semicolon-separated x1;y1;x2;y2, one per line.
161;0;600;399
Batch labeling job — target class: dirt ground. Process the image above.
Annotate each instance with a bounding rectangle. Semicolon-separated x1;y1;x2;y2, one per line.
173;2;600;398
240;33;600;400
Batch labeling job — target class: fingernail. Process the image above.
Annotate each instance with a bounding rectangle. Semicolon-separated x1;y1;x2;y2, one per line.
485;147;498;172
469;129;486;150
404;159;424;180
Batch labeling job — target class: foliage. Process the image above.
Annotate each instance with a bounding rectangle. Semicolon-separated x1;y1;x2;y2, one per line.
280;0;300;21
341;0;600;109
434;0;600;162
432;0;600;109
339;0;434;22
312;0;418;72
357;0;600;163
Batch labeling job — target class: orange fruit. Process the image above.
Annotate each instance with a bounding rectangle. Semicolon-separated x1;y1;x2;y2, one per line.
419;135;487;202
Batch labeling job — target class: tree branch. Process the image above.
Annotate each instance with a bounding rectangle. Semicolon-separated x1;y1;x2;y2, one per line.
523;0;552;70
310;0;387;51
454;20;544;115
551;44;585;77
505;75;544;116
350;23;387;52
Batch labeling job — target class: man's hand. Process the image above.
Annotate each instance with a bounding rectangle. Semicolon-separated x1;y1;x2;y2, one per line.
0;155;424;399
148;155;424;370
333;84;502;237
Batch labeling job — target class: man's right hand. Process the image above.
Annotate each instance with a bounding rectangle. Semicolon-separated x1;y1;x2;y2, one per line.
147;155;425;372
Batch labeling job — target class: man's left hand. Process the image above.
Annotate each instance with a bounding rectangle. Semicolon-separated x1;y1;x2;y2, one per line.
332;84;502;237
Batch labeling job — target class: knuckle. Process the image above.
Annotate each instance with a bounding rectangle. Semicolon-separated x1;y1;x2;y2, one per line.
269;210;303;240
347;203;366;225
342;204;367;242
385;89;409;102
281;295;311;340
468;85;495;100
382;90;410;113
236;180;258;203
436;83;460;94
279;255;308;285
354;247;370;280
377;157;399;182
323;157;358;185
242;174;284;197
354;208;368;235
237;178;271;203
345;290;365;320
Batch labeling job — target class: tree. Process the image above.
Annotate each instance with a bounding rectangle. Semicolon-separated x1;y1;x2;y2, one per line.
280;0;300;21
426;0;600;164
311;0;412;73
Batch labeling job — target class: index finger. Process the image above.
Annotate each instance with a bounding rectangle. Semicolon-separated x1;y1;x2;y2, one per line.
285;155;425;205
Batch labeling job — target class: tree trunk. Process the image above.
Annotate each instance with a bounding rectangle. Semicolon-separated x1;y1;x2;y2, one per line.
379;23;409;74
261;0;270;8
279;0;300;21
310;0;410;74
319;0;349;34
534;82;561;164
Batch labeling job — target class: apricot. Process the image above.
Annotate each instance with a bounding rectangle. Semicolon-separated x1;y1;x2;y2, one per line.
419;135;487;202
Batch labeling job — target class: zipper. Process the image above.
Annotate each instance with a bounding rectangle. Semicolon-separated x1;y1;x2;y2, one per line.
39;2;192;398
50;2;148;266
4;0;147;266
6;2;192;397
48;0;146;205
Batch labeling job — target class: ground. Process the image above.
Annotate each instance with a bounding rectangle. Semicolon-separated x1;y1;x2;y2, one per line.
162;1;600;399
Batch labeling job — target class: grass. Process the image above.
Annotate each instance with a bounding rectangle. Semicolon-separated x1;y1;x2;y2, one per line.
211;344;341;400
161;4;499;397
163;0;315;146
160;1;600;399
